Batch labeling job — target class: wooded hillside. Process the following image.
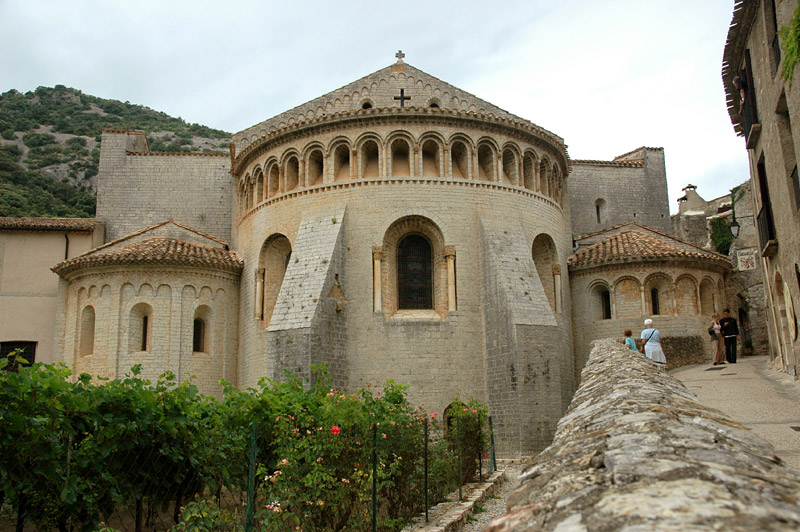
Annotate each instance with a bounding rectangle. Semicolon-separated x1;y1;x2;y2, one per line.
0;85;231;217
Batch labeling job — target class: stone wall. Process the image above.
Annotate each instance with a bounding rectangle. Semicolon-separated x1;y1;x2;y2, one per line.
97;130;233;242
569;148;671;237
487;338;800;531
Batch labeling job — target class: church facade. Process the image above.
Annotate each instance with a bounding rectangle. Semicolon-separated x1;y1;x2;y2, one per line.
1;58;732;457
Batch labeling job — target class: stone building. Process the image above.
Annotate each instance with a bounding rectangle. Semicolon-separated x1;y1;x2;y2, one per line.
671;182;770;357
569;222;731;371
722;0;800;374
0;55;742;456
569;147;672;237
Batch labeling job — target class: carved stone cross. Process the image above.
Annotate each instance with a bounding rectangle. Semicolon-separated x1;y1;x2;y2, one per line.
394;89;411;107
395;50;405;63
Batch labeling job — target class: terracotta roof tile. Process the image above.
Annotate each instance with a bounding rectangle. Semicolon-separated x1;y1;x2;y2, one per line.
569;225;730;270
52;236;243;277
0;217;99;232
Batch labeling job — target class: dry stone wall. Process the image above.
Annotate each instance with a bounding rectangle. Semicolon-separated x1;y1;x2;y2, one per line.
488;338;800;531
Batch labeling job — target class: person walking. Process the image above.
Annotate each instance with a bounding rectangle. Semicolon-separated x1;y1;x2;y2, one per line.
640;319;666;366
710;313;725;365
623;329;637;351
719;308;740;364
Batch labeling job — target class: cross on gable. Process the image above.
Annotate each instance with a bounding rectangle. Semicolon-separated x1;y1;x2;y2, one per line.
394;89;411;107
395;50;405;63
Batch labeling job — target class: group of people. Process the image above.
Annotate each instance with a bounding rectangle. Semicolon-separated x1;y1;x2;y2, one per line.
709;309;740;365
622;309;740;367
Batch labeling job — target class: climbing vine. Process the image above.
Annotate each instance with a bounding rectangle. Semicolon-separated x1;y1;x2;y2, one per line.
780;1;800;83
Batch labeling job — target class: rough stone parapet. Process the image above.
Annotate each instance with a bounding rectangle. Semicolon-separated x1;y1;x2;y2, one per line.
488;338;800;531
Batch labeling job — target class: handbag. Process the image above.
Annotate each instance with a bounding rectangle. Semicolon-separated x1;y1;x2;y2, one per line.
708;326;716;337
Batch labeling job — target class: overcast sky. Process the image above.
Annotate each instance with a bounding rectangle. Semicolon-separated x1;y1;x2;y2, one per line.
0;0;749;212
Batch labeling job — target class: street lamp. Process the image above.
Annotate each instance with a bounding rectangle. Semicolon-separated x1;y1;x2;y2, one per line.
730;218;740;238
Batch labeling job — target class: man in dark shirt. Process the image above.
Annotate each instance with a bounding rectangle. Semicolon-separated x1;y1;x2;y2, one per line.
719;308;740;363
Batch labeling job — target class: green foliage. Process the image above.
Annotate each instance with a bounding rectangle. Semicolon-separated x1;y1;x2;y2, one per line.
780;1;800;83
0;85;231;217
710;217;734;255
0;362;488;532
0;145;95;217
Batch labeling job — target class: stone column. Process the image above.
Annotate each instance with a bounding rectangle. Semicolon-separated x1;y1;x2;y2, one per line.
444;146;451;177
299;159;306;188
372;247;383;312
552;264;562;314
672;284;678;316
611;291;617;319
413;146;419;177
255;269;264;320
640;285;647;316
445;246;457;312
350;149;356;179
695;283;702;316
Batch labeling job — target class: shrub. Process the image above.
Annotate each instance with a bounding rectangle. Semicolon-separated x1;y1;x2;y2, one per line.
1;129;14;140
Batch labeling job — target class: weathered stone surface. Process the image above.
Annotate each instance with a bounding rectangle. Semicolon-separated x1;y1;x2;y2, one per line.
487;339;800;531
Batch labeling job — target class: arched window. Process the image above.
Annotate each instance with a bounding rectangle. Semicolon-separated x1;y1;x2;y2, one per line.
257;234;292;326
360;140;380;178
267;163;279;198
255;169;264;203
421;139;440;177
651;288;660;315
601;290;612;320
502;148;517;185
595;199;606;224
390;138;411;177
523;153;536;190
361;101;373;109
193;319;205;352
451;140;469;179
477;143;494;181
307;149;324;186
129;303;152;352
285;155;299;191
79;305;95;357
397;234;433;309
532;234;558;312
333;144;351;181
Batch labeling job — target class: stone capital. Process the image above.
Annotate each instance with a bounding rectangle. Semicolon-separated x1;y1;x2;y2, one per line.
372;246;383;261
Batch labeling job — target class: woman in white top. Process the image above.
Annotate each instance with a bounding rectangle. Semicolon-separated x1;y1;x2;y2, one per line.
710;313;725;365
640;319;667;365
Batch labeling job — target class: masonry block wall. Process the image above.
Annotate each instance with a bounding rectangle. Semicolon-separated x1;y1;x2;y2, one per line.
570;264;726;374
97;130;233;242
56;269;239;398
569;148;671;237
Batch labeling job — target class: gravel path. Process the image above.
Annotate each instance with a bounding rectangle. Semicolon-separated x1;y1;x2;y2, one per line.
460;464;524;531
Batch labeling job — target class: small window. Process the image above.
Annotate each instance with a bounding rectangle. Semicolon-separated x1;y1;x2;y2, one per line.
361;102;373;109
193;319;205;352
79;306;96;356
651;288;660;315
141;315;149;351
595;199;606;224
601;290;612;320
397;234;433;309
1;341;36;372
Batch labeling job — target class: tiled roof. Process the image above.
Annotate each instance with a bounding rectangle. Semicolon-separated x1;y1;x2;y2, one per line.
0;217;99;232
569;225;731;270
52;236;243;277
